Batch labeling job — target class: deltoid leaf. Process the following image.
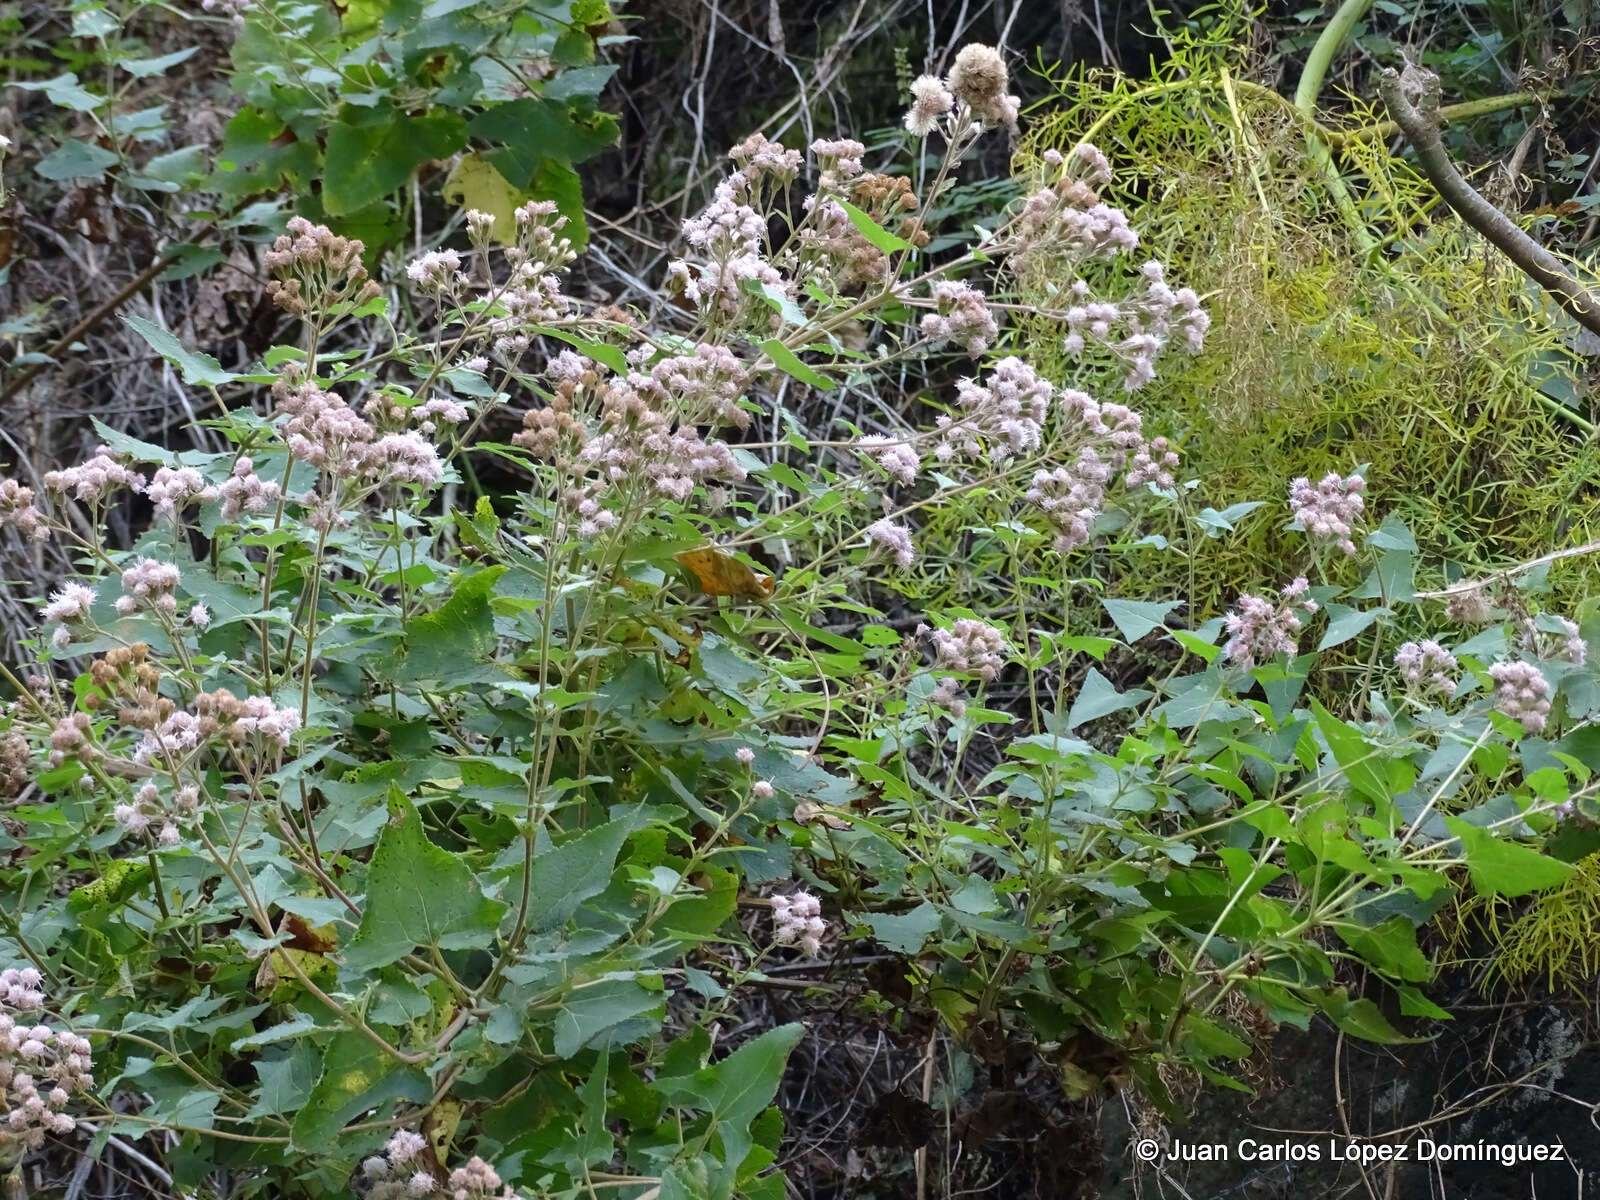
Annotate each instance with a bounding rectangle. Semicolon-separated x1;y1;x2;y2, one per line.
1444;816;1573;897
122;315;240;386
342;788;508;974
397;564;507;683
322;102;468;216
1101;597;1177;643
510;817;632;935
246;1042;321;1118
552;976;665;1057
654;1023;804;1187
864;901;943;953
35;139;118;183
1066;667;1152;729
470;97;619;183
291;1030;430;1151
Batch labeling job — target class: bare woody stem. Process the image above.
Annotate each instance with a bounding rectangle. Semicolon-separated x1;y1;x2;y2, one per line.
1378;64;1600;338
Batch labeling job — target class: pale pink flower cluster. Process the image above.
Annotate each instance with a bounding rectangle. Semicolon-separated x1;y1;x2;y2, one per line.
48;713;93;768
683;178;767;257
273;372;375;475
0;734;28;801
113;782;200;848
263;216;380;317
771;891;826;957
1027;449;1113;552
935;357;1053;462
43;448;144;504
1223;577;1317;670
1489;660;1551;734
866;518;916;569
1289;471;1366;556
1059;263;1209;390
0;480;49;543
672;162;797;331
1520;616;1587;666
131;711;201;767
116;558;180;617
635;343;751;430
42;583;95;626
146;467;210;522
490;201;577;354
226;696;302;748
405;248;465;293
809;137;866;193
1024;391;1176;551
0;975;93;1150
215;457;282;519
367;432;444;489
1394;640;1458;697
578;377;746;506
358;1132;515;1200
0;970;43;1011
932;619;1008;681
857;435;919;486
920;281;998;355
728;133;803;187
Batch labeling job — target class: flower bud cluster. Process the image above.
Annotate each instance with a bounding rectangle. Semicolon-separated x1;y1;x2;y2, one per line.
1223;577;1317;670
357;1131;516;1200
936;357;1053;462
1394;640;1458;697
1520;615;1587;666
0;733;29;800
113;782;200;848
866;518;916;569
771;891;827;957
1289;471;1366;556
0;480;48;543
264;217;380;317
43;447;145;504
920;281;998;355
116;558;180;617
146;466;211;522
1489;660;1551;735
932;619;1008;681
0;971;93;1150
215;458;283;519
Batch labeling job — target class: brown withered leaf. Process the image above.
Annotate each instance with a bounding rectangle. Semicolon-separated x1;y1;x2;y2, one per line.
792;801;851;830
675;546;775;600
858;1088;934;1150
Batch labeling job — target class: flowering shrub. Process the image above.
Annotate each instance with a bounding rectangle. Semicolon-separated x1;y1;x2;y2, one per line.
0;37;1593;1196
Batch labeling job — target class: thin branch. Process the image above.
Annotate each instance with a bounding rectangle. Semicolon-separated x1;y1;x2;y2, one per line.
1378;64;1600;338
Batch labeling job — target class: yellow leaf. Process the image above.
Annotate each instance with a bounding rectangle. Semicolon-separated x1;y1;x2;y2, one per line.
674;547;775;601
442;153;528;244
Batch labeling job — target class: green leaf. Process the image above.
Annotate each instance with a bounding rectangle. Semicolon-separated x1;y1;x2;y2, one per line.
553;977;665;1057
758;338;833;390
1101;597;1177;642
1066;667;1152;729
836;199;913;253
1443;816;1573;897
35;139;117;183
1318;989;1419;1044
291;1031;430;1151
322;103;467;217
396;565;507;683
246;1042;321;1118
1318;603;1387;651
119;47;200;77
342;789;509;973
655;1024;804;1183
471;97;619;184
531;326;627;373
16;73;102;112
122;315;240;386
1334;916;1431;983
506;818;632;938
864;901;942;953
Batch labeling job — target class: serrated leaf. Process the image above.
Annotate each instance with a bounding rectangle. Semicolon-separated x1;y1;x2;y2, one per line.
1101;597;1177;642
1443;816;1573;897
322;103;467;217
341;790;508;973
291;1031;429;1150
122;314;239;386
35;139;117;183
